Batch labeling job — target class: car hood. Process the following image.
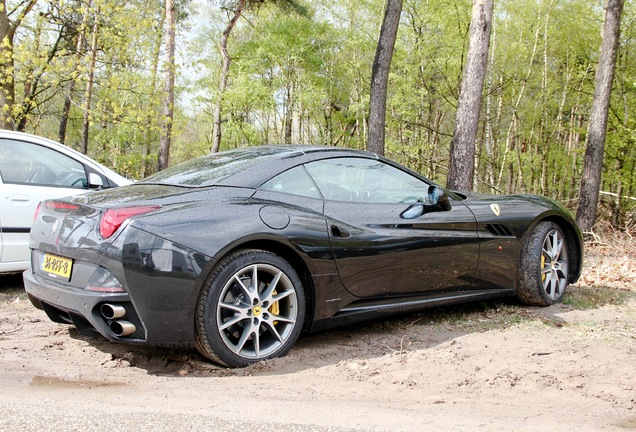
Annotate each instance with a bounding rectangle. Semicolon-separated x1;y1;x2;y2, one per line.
458;191;570;212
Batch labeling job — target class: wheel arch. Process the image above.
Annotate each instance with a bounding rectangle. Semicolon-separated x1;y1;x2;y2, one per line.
534;214;583;284
202;238;316;332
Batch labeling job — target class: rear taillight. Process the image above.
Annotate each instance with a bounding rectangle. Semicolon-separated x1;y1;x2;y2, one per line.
45;201;81;211
35;200;84;221
99;206;160;239
34;202;42;221
38;200;93;218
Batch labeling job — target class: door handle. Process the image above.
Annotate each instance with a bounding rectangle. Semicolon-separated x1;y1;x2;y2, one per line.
331;225;350;238
11;194;30;202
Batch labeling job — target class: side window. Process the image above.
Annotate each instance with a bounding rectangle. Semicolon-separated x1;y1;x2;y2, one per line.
260;165;322;199
305;157;433;204
0;139;88;188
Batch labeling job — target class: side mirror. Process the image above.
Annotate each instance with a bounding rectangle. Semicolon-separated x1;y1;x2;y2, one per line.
400;186;452;220
87;172;104;189
428;185;451;211
400;204;425;219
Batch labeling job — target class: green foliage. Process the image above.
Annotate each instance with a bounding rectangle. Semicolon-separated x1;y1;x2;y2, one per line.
217;6;346;146
3;0;635;227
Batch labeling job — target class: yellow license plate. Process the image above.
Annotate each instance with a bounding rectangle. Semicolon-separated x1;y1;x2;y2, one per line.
41;253;73;280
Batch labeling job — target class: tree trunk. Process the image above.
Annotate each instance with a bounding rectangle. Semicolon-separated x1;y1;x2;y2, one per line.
367;0;403;156
539;1;555;196
81;10;100;155
158;0;176;171
210;0;244;154
446;0;493;191
0;0;38;130
496;19;541;191
141;8;165;178
576;0;625;232
483;27;496;192
284;81;294;143
60;0;91;145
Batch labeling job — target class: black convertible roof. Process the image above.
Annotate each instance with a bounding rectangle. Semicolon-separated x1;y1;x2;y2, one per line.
138;145;379;188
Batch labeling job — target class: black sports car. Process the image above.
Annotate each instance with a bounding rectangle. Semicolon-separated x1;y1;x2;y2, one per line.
24;146;582;367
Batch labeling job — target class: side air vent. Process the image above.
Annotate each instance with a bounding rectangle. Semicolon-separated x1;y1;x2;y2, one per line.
484;224;515;237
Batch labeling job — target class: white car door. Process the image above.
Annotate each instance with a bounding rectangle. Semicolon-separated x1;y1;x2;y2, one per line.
0;139;93;272
1;181;85;267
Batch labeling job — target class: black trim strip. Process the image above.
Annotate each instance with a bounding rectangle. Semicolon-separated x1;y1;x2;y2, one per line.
338;289;514;315
2;227;31;233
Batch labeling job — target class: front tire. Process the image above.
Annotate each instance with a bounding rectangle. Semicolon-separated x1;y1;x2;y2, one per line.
517;222;570;306
195;249;305;367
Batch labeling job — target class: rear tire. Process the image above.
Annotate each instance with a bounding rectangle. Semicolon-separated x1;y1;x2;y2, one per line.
195;249;305;367
516;222;570;306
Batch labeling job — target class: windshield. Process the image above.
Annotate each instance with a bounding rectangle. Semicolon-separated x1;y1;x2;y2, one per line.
138;147;287;187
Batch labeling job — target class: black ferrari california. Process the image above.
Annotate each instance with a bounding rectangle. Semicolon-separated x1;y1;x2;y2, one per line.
24;146;582;367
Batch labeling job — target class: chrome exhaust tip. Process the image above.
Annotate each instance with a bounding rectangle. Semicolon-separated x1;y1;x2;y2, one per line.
109;320;136;337
101;303;126;320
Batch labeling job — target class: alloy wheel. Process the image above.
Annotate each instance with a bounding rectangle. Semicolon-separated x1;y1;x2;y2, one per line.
541;229;569;301
216;263;299;360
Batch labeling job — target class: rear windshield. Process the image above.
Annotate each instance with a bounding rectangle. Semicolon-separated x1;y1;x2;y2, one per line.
138;147;285;187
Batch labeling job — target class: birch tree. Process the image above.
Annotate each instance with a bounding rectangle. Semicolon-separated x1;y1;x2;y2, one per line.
158;0;176;171
210;0;245;153
446;0;493;191
576;0;625;231
368;0;402;156
81;5;99;154
59;0;91;144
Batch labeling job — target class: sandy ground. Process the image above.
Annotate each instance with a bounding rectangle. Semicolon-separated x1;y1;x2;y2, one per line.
1;249;635;431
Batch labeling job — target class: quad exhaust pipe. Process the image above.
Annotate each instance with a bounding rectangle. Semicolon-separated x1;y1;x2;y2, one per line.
101;303;136;337
109;320;136;337
100;303;126;320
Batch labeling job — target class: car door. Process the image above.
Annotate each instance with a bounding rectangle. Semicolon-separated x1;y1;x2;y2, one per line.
0;139;91;270
305;157;480;298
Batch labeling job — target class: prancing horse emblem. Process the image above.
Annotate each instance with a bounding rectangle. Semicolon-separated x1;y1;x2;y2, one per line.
490;204;501;217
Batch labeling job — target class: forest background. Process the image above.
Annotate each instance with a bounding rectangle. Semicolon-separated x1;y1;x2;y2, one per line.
1;0;635;229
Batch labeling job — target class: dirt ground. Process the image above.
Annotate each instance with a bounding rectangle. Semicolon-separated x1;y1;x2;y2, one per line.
1;233;635;431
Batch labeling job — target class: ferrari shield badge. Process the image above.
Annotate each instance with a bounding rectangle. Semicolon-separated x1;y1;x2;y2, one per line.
490;203;501;217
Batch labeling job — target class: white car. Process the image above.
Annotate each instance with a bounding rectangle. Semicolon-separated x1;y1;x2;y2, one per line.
0;130;132;273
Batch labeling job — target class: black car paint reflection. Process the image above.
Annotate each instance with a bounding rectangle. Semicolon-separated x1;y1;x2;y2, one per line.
23;145;583;365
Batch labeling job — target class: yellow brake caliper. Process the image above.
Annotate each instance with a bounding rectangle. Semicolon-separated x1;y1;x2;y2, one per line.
270;290;279;325
541;254;546;282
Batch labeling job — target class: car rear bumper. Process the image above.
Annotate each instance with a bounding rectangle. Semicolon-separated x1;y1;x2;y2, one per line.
23;269;149;343
25;221;212;349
